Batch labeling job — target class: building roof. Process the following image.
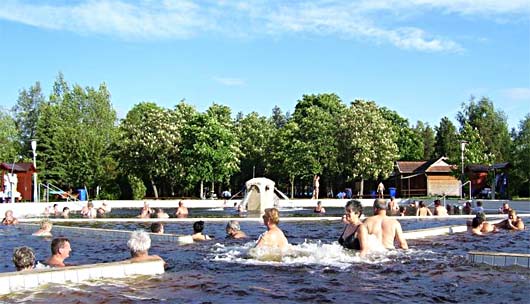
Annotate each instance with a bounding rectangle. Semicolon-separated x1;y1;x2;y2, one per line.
0;162;36;173
396;157;456;174
466;162;511;173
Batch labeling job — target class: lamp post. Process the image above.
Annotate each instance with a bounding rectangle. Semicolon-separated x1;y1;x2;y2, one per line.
31;140;38;203
460;140;468;199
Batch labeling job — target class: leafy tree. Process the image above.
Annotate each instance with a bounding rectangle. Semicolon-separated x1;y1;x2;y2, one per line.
457;96;511;162
12;82;44;158
450;123;493;181
36;74;118;197
434;117;459;160
268;120;310;198
180;104;240;198
234;112;275;187
380;107;423;160
271;105;288;129
338;100;398;195
511;115;530;197
117;102;180;198
414;121;435;160
0;109;20;162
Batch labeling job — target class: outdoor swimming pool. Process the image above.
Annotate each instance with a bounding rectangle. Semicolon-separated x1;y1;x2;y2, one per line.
1;217;529;303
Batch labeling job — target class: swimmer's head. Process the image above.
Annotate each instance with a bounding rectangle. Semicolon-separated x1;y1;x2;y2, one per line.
345;200;363;216
263;208;280;225
472;216;484;228
193;221;205;233
127;230;151;255
373;199;387;210
226;220;241;233
12;246;35;271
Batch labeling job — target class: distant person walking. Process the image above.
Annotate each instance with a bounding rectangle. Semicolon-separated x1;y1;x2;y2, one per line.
377;182;385;198
312;175;320;199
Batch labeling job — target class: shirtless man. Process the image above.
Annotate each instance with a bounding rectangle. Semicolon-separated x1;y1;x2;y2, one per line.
256;208;289;250
363;199;408;250
387;197;399;215
127;230;164;263
46;237;72;267
175;201;189;218
433;200;448;216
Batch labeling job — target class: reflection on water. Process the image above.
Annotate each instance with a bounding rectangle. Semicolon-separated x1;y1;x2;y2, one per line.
1;219;529;303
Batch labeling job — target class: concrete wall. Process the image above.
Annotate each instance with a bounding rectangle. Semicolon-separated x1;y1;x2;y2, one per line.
468;251;530;268
0;259;164;295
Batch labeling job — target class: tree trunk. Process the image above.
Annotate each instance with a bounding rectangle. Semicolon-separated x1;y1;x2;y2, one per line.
290;175;295;199
360;178;364;198
150;178;159;199
211;181;215;198
200;180;204;199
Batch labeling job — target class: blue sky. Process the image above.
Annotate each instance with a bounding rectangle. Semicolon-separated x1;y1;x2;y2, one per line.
1;0;529;129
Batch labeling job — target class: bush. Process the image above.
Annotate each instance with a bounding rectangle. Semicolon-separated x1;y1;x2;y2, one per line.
128;175;146;200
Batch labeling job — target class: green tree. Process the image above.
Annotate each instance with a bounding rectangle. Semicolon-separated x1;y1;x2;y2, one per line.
0;109;20;162
450;123;493;181
271;105;288;129
380;107;423;160
36;74;118;197
434;117;459;160
180;104;240;198
414;121;435;160
117;102;180;198
457;96;511;162
234;112;275;187
511;115;530;197
12;82;44;158
338;100;398;195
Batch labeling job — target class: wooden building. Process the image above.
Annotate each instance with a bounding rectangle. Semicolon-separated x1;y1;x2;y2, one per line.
391;157;460;197
1;162;36;202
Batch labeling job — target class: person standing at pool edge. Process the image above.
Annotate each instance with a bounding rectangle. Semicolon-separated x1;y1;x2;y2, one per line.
377;182;385;198
364;199;408;250
256;208;289;250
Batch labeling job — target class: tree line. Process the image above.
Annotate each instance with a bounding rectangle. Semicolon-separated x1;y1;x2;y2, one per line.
1;74;529;199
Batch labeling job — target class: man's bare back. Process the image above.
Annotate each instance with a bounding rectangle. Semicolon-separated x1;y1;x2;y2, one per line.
365;199;408;250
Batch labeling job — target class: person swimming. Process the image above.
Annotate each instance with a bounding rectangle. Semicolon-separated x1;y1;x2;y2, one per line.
33;219;53;237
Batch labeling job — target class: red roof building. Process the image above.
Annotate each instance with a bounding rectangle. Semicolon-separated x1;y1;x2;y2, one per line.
392;157;460;197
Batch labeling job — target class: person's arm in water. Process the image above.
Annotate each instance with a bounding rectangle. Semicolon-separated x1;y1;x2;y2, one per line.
357;224;369;257
512;219;525;231
394;223;408;250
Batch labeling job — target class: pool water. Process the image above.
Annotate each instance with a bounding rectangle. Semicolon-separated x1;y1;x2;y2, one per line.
1;219;529;303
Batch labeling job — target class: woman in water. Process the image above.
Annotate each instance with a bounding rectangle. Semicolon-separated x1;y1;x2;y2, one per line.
256;208;289;250
338;200;376;257
33;219;53;237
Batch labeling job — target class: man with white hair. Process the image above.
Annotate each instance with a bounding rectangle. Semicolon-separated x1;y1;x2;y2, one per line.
127;230;164;262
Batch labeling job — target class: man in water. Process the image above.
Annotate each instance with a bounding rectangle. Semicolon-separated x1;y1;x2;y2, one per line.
127;230;164;262
256;208;289;250
364;199;408;250
433;200;448;216
175;201;189;218
46;237;72;267
226;220;247;239
151;222;164;234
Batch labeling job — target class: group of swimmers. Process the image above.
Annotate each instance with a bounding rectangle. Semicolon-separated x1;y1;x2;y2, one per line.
3;198;526;272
